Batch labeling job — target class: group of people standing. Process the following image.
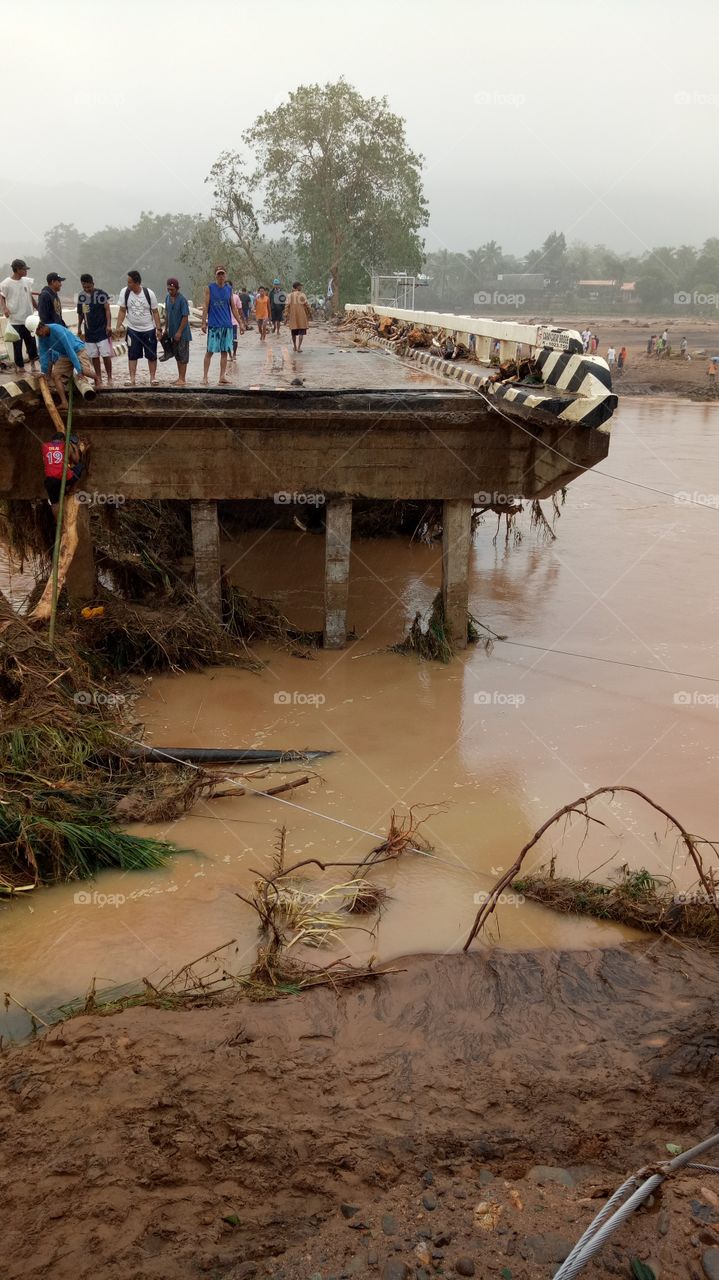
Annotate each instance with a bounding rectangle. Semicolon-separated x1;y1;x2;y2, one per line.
0;257;313;395
580;326;627;373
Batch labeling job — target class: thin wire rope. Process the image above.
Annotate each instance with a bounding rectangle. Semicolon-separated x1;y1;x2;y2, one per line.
495;637;719;684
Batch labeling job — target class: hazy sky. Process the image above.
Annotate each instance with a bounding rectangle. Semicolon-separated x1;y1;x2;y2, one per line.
4;0;717;261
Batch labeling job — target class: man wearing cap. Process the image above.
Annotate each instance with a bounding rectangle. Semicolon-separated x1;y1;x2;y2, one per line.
0;258;38;374
200;266;244;385
38;272;67;327
269;279;286;335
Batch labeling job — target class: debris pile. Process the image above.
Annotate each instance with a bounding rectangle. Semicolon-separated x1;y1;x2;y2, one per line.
338;308;472;361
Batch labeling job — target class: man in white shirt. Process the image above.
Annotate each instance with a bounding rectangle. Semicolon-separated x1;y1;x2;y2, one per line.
0;258;38;374
115;269;162;385
607;346;616;368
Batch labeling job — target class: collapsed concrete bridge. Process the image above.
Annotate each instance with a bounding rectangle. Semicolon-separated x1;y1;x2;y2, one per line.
0;316;616;648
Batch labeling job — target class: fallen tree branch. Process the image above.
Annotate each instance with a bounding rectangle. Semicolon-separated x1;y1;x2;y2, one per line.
463;785;719;951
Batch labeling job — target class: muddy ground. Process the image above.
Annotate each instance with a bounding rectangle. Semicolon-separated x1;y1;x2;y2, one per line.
1;942;717;1280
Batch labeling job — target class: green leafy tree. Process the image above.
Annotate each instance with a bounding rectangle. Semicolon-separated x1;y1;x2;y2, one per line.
243;78;427;309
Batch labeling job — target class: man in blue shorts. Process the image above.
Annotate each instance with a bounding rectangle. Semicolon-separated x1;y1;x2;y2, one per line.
115;269;162;385
201;266;244;385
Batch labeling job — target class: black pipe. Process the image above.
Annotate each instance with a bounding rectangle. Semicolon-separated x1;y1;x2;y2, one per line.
133;747;334;764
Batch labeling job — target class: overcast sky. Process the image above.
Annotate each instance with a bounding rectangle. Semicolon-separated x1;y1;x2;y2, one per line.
3;0;716;262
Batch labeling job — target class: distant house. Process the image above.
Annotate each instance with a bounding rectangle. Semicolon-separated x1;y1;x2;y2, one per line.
577;279;617;291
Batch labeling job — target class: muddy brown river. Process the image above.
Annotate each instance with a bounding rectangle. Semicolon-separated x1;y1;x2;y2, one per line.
2;396;719;1038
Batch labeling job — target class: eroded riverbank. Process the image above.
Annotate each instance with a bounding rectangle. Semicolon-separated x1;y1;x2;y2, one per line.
1;942;717;1280
2;397;719;1037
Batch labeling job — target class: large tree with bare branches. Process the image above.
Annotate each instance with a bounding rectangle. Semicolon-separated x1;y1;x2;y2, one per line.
242;78;427;308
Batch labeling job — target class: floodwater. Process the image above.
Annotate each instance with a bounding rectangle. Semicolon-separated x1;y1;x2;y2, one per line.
3;395;719;1038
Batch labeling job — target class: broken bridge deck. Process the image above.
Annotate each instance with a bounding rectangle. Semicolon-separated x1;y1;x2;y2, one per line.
0;326;614;648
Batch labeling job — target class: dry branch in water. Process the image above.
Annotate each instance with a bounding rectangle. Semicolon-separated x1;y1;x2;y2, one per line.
464;785;719;950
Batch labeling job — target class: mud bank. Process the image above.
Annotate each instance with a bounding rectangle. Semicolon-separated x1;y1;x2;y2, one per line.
1;942;716;1280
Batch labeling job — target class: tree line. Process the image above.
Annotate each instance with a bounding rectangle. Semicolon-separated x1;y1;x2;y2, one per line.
5;79;718;314
423;233;719;311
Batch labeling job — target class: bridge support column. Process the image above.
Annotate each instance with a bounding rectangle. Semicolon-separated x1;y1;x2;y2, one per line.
442;499;472;650
323;498;352;649
499;339;518;363
191;500;222;617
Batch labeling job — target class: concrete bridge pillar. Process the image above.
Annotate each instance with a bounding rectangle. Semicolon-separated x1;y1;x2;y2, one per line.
323;498;352;648
191;500;222;617
442;499;472;650
498;339;519;363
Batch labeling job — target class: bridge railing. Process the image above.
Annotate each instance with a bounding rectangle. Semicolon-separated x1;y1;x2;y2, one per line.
344;304;583;363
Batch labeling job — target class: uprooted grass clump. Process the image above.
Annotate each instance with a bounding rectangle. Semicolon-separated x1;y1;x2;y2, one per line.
0;636;171;888
513;866;719;946
0;617;247;889
28;809;437;1030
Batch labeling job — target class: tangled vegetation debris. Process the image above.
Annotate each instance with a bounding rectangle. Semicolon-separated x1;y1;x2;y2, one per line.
391;591;506;663
23;808;438;1024
514;867;719;945
464;785;719;950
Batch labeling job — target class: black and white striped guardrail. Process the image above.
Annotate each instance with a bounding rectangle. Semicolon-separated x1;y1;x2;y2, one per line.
364;336;617;431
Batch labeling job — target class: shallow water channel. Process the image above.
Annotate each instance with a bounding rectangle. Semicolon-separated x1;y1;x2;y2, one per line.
2;396;719;1038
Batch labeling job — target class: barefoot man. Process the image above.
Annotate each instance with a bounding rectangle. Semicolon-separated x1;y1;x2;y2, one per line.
115;270;162;386
201;266;244;385
77;273;113;386
164;277;191;385
285;281;312;352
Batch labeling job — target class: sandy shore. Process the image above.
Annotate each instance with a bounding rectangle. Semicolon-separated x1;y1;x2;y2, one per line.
541;314;719;400
1;942;717;1280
